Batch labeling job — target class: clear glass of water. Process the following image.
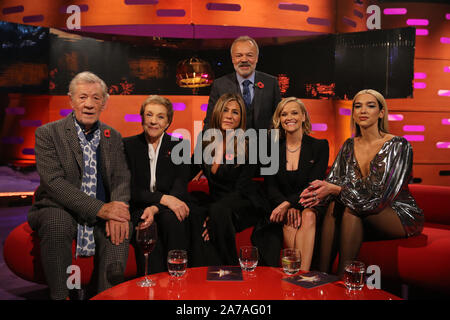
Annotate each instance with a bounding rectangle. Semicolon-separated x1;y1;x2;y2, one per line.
281;248;301;275
167;249;188;277
343;260;366;290
239;246;259;272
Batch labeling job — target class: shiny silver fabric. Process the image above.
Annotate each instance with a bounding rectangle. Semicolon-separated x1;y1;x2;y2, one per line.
326;136;424;237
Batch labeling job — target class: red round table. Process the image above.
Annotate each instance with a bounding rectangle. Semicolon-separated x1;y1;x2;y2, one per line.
91;267;401;300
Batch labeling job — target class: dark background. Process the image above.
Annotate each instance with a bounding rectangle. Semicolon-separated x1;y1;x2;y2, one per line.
0;20;415;99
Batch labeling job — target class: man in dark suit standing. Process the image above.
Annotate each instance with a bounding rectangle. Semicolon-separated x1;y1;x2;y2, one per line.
204;35;281;131
28;71;131;300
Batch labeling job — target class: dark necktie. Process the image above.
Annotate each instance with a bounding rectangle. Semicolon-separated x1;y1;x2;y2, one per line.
242;80;252;110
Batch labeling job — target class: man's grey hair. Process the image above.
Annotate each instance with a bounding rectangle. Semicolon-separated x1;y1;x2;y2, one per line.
230;35;259;56
68;71;109;102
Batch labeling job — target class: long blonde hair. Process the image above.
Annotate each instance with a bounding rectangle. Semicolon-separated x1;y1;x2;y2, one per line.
351;89;389;137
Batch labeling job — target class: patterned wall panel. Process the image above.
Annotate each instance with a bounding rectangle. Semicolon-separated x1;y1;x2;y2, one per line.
377;1;449;185
379;2;449;60
336;0;369;33
0;0;336;36
0;94;50;164
43;95;337;166
1;0;449;185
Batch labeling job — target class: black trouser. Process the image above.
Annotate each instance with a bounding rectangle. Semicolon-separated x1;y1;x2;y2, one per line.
28;207;130;300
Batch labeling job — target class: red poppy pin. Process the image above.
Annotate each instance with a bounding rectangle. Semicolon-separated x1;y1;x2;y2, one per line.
225;153;234;161
104;129;111;138
256;81;264;89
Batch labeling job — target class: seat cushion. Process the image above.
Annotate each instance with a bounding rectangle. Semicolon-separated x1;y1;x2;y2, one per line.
357;224;450;293
409;184;450;225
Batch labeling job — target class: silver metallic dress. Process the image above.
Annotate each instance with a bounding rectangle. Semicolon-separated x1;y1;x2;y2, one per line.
326;136;424;237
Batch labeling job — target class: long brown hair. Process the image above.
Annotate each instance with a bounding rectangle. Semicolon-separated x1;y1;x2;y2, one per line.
203;93;247;163
208;93;246;131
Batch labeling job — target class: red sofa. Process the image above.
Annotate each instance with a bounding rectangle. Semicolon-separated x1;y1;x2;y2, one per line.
2;178;251;286
194;180;450;295
355;184;450;295
4;181;450;295
3;222;138;285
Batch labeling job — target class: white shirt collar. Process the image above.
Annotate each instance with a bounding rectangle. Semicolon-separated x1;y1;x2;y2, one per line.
236;71;256;86
148;132;165;192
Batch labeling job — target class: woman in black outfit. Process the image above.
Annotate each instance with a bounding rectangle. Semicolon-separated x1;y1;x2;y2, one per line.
265;97;329;271
190;93;271;266
124;95;191;274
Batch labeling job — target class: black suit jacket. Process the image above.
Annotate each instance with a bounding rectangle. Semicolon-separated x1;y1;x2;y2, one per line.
265;135;329;210
204;71;281;130
123;133;190;224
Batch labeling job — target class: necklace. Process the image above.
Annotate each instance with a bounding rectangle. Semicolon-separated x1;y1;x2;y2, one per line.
287;144;301;153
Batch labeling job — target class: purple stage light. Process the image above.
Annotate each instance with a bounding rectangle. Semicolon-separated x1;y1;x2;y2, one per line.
383;8;407;15
60;109;72;117
19;120;42;127
342;17;357;28
124;0;158;4
414;72;427;79
173;103;186;111
436;142;450;149
414;82;426;89
416;29;429;36
124;114;142;122
22;148;35;155
339;108;351;116
278;3;309;12
5;108;25;115
23;15;44;23
206;3;241;11
306;17;330;26
156;9;185;17
403;135;424;142
388;114;404;121
407;19;429;26
2;6;24;14
403;125;425;132
1;137;24;144
311;123;327;131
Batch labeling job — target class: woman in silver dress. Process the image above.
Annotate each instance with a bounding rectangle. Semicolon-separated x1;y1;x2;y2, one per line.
299;89;424;275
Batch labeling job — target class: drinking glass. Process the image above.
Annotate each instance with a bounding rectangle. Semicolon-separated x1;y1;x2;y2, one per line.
239;246;259;272
167;249;188;277
136;222;158;287
281;248;301;275
343;260;366;291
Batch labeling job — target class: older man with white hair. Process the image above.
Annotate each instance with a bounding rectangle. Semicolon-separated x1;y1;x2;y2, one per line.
28;71;131;300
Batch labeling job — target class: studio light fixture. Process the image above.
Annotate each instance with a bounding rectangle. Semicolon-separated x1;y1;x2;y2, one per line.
176;57;213;91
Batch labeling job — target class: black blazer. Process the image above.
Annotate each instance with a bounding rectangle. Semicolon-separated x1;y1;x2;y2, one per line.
190;135;271;215
123;133;190;223
204;71;281;130
265;134;329;210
